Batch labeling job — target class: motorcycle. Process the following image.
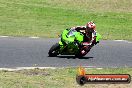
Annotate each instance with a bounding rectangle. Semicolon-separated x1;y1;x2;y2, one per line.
48;29;101;57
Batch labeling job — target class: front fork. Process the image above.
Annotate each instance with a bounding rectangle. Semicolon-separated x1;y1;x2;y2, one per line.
59;41;67;53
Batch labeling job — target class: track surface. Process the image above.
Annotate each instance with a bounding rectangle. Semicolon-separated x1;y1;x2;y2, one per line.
0;37;132;68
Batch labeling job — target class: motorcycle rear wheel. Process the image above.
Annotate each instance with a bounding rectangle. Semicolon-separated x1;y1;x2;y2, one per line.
75;46;91;57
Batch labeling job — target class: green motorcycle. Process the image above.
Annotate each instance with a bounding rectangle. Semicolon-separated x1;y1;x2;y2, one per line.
48;29;101;57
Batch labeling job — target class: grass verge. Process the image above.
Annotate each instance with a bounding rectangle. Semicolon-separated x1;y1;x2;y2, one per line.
0;0;132;40
0;67;132;88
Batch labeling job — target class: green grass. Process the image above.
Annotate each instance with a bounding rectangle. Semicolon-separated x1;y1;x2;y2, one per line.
0;68;132;88
0;0;132;40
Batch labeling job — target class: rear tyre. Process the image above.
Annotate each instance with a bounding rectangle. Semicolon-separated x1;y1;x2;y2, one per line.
75;46;91;57
48;43;60;57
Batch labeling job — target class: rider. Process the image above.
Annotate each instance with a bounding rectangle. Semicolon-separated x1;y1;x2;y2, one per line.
61;21;99;46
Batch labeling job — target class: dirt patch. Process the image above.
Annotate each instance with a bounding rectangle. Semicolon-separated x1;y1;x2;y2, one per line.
16;68;50;76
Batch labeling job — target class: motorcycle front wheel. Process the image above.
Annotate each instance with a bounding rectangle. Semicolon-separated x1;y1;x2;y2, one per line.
48;43;60;57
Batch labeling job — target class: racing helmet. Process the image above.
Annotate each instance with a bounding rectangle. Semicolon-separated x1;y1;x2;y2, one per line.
86;21;96;33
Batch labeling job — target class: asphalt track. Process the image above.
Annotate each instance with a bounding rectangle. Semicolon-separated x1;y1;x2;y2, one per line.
0;37;132;68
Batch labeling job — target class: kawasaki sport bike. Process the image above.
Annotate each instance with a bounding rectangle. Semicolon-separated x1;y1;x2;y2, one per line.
48;29;101;57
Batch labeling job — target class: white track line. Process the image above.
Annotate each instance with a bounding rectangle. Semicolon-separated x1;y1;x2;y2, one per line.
0;67;57;71
29;37;40;39
114;40;132;43
0;66;103;71
114;40;126;42
0;36;131;43
0;36;9;38
0;36;40;39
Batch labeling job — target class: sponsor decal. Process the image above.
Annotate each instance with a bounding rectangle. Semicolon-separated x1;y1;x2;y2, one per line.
76;66;131;85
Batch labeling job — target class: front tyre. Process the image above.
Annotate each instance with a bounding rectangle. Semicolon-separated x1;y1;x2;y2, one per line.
48;43;60;57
